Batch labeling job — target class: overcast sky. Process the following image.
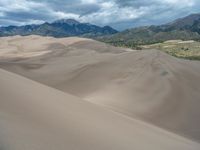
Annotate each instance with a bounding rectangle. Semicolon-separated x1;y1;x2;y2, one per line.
0;0;200;30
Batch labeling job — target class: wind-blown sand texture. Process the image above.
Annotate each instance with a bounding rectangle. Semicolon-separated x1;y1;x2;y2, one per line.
0;68;199;150
0;35;200;149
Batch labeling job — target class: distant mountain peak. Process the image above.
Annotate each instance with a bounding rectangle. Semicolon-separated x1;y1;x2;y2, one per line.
53;19;80;25
166;13;200;27
0;18;117;37
103;25;113;29
99;13;200;47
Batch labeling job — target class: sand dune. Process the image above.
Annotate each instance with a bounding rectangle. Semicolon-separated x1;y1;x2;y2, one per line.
0;35;200;144
0;68;199;150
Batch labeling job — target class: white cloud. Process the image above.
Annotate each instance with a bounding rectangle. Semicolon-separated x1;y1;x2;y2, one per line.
0;12;4;17
160;0;195;7
0;0;45;12
81;0;98;4
0;0;199;29
53;11;80;20
22;19;45;25
80;1;147;25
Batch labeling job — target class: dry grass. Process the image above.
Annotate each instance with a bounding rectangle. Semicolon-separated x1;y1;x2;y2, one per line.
141;40;200;60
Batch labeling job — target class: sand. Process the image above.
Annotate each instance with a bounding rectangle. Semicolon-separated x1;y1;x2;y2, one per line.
0;35;200;148
0;68;199;150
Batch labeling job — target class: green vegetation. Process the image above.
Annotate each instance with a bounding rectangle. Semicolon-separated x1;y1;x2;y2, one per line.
141;40;200;60
97;28;200;49
98;37;200;60
96;13;200;60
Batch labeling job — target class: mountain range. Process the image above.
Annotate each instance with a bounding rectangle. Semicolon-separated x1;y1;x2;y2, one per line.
1;13;200;46
98;13;200;48
0;19;118;37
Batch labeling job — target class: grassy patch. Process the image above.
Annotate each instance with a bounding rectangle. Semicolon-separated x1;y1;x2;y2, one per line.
140;40;200;60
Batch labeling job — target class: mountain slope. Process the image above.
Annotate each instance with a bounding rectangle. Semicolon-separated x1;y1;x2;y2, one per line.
0;19;118;37
165;13;200;31
1;36;200;142
98;13;200;47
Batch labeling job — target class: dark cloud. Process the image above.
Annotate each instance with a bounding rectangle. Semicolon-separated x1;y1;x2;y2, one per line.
0;0;199;30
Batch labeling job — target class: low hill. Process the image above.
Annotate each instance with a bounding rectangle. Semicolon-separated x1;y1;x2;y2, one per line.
0;19;118;37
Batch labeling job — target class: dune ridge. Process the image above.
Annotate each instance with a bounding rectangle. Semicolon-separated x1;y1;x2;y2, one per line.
0;68;200;150
0;35;200;145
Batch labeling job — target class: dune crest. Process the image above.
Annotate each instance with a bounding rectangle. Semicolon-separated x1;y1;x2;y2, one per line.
0;35;200;145
0;68;199;150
